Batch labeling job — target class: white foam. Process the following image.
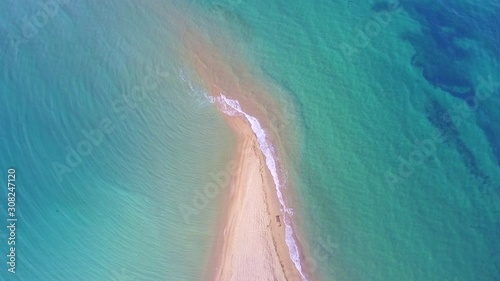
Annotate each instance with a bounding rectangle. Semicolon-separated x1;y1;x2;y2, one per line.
213;93;308;281
179;69;212;107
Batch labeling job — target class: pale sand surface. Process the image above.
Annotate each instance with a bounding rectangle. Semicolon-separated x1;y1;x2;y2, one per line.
212;116;301;281
176;16;304;280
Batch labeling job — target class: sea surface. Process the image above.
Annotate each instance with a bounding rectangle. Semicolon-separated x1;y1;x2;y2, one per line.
0;0;499;281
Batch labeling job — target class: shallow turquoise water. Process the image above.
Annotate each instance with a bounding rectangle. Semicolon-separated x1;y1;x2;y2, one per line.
1;1;235;280
220;0;499;280
1;0;499;281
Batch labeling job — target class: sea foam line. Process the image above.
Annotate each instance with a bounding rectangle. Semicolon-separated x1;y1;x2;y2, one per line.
212;93;308;281
179;69;212;107
177;70;307;279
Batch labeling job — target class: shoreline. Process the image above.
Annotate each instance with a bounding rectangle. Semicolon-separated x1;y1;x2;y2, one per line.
209;112;303;281
177;14;309;280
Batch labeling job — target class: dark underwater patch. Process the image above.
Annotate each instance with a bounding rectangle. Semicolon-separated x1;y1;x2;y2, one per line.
398;4;475;102
399;0;500;167
478;118;500;166
399;0;500;57
425;99;459;139
425;99;489;189
398;0;499;103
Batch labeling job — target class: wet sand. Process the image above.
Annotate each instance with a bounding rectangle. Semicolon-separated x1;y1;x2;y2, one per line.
211;115;301;281
180;25;304;281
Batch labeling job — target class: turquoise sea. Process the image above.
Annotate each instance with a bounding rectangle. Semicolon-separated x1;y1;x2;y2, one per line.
1;0;499;281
